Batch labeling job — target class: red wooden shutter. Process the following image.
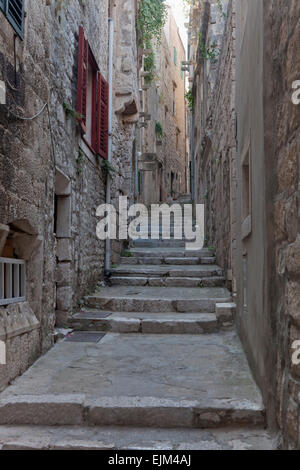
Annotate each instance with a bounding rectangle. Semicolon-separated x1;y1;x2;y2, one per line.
95;72;109;159
77;26;89;134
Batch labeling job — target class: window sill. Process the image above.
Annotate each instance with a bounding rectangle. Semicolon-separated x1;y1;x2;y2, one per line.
242;215;252;241
79;139;99;167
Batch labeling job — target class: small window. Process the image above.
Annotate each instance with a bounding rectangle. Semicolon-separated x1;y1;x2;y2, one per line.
172;83;176;115
0;0;25;39
174;47;177;66
241;143;252;240
77;27;109;159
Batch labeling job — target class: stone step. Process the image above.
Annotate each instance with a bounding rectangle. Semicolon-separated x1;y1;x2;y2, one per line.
130;247;214;258
120;256;216;266
85;286;232;313
71;312;219;334
0;332;266;430
111;264;223;278
0;394;265;428
0;425;276;450
130;240;186;248
110;276;225;288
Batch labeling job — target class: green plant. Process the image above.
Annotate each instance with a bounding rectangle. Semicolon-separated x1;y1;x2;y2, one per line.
63;102;83;121
121;249;133;258
208;246;215;253
217;0;226;18
137;0;168;46
137;0;167;85
155;121;163;139
76;148;85;176
144;42;155;84
101;159;117;179
198;33;220;62
185;89;195;112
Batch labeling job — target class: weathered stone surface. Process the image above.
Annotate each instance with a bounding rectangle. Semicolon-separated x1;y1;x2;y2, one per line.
72;311;219;335
0;425;276;450
85;286;232;313
286;236;300;276
0;395;85;425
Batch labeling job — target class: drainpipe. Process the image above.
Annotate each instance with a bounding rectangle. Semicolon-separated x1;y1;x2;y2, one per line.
105;18;114;273
190;112;195;205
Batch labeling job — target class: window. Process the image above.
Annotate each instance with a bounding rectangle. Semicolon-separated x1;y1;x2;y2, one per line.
174;47;177;66
241;144;252;240
172;83;176;115
176;128;180;150
77;26;109;159
0;0;25;39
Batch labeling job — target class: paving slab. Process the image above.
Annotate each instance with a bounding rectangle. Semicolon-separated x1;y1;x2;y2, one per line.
0;331;255;400
0;425;276;450
111;264;223;278
85;286;231;313
71;312;219;334
110;276;225;288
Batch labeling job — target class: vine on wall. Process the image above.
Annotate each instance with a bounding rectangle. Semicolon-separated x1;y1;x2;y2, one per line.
137;0;168;85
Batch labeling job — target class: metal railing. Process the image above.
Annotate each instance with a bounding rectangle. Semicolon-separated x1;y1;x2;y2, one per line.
0;257;26;306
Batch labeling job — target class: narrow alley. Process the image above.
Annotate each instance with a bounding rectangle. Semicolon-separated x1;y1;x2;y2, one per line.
0;202;274;450
0;0;299;454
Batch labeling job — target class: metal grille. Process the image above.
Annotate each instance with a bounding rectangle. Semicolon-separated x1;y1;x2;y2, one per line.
4;0;24;39
0;258;26;306
65;332;106;343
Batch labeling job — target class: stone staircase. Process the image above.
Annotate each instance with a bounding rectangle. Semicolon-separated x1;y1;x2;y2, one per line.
0;221;276;450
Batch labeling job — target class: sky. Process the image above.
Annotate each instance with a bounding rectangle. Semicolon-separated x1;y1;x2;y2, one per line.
168;0;188;50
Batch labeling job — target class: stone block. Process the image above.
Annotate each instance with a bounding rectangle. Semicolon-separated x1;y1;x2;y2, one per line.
57;239;72;262
56;287;73;311
286;235;300;275
55;262;72;286
215;303;236;322
287;281;300;325
0;395;85;425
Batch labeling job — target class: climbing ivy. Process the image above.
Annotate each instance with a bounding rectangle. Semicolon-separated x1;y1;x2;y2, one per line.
144;41;155;85
137;0;167;85
155;121;163;139
185;89;195;112
137;0;168;47
198;32;220;63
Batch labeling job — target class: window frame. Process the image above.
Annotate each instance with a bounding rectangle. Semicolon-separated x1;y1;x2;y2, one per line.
76;26;109;159
1;0;25;40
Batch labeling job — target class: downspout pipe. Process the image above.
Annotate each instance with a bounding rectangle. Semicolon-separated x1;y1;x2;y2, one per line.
105;18;114;273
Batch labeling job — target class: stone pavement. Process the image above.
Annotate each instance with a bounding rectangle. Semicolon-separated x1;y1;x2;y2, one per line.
0;235;276;449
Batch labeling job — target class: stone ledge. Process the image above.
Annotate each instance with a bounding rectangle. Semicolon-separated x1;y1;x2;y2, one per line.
0;302;39;341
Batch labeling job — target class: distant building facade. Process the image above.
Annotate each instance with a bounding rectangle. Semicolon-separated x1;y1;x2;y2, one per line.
138;7;187;205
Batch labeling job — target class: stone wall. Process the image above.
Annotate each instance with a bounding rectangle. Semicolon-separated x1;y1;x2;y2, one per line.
191;0;236;288
0;0;53;390
263;0;300;449
0;0;138;390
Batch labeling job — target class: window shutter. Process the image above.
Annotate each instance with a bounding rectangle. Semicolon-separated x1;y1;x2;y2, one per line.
0;0;5;13
77;26;89;134
174;47;177;65
6;0;24;38
95;72;109;160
